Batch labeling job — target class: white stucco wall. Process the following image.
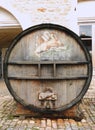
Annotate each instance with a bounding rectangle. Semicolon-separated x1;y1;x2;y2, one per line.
77;1;95;18
0;0;78;33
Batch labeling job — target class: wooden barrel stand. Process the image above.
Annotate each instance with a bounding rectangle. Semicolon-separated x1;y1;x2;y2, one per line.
14;102;83;121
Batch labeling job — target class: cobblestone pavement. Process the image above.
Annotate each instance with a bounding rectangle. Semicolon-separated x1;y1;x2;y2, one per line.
0;80;95;130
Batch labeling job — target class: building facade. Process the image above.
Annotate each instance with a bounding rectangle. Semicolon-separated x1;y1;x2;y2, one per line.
78;0;95;98
0;0;95;98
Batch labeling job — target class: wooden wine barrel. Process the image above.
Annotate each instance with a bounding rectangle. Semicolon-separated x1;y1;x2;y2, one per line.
4;23;92;113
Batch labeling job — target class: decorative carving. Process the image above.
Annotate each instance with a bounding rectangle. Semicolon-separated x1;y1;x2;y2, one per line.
38;88;57;109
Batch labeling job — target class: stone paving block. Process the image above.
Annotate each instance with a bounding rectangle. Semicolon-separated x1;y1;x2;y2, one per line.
29;119;35;124
6;128;14;130
47;119;52;127
41;119;46;128
64;119;71;129
57;129;66;130
22;128;31;130
35;119;41;127
65;126;72;130
26;123;35;128
81;122;92;129
51;120;57;129
40;128;45;130
77;122;84;129
91;125;95;130
45;127;52;130
69;119;78;129
57;119;65;129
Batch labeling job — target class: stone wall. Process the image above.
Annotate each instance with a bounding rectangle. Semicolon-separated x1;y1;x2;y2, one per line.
0;0;78;33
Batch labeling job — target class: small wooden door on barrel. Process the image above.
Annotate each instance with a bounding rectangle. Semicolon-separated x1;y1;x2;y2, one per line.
4;24;92;113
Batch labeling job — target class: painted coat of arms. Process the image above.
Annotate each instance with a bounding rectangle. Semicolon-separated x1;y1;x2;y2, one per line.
33;31;71;61
25;30;74;61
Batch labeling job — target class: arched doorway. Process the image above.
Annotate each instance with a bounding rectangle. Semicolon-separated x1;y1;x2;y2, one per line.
0;7;22;78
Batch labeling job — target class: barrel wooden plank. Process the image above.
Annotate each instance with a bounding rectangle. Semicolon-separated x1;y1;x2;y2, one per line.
4;24;92;113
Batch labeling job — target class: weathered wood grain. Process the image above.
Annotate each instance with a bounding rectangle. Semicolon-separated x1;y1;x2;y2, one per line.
4;24;92;112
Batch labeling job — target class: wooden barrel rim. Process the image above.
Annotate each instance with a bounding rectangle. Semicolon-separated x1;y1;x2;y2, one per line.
3;23;92;113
